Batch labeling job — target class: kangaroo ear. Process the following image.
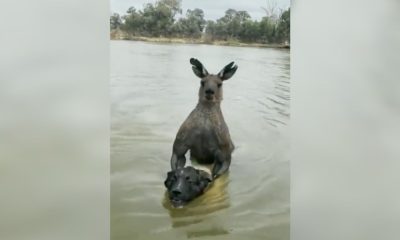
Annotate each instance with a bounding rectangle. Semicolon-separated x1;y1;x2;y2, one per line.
190;58;209;78
218;61;238;81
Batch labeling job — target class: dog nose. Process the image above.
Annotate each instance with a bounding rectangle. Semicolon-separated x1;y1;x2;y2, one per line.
205;89;214;95
171;190;182;196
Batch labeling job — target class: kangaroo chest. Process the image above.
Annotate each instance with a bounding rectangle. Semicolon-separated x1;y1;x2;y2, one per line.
187;110;228;148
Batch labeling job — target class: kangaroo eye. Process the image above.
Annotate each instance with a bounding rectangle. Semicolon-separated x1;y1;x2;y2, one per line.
217;83;222;88
201;81;205;87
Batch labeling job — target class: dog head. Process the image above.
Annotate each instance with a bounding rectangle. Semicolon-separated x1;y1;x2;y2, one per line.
164;166;212;208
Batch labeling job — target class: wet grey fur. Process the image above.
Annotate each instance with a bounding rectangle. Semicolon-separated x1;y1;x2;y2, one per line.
170;58;238;179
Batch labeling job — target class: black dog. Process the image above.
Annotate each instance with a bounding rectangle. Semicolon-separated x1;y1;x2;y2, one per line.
164;166;212;207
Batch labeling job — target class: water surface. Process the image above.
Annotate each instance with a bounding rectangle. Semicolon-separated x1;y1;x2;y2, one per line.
111;40;290;240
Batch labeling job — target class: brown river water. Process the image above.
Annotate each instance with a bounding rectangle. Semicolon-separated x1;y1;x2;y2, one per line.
111;40;290;240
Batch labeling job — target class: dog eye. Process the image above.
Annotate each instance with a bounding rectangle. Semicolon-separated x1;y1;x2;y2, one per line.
185;176;190;181
201;81;205;87
217;83;222;88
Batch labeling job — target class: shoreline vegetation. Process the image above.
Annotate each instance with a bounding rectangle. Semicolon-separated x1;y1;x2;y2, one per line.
110;29;290;49
111;0;290;49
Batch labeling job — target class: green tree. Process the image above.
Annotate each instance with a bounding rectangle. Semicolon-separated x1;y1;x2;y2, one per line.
204;20;216;41
208;9;251;40
276;8;290;43
121;7;142;34
110;13;122;30
186;9;206;32
171;8;205;38
120;0;182;37
234;11;251;41
259;16;276;43
238;20;260;42
113;2;290;45
157;0;182;17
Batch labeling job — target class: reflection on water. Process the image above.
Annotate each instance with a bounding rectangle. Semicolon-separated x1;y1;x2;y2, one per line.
111;40;290;240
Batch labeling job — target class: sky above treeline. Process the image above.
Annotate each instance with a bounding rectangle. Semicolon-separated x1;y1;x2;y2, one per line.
110;0;290;21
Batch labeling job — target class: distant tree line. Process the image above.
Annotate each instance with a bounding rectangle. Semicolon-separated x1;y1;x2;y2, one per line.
110;0;290;44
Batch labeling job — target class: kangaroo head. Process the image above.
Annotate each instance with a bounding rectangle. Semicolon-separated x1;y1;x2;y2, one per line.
190;58;238;103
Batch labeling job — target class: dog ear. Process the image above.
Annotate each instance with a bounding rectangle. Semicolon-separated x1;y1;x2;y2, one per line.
164;171;175;189
196;170;212;190
197;178;211;190
198;169;212;182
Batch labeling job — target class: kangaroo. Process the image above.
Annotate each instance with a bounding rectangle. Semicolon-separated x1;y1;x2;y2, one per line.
170;58;238;179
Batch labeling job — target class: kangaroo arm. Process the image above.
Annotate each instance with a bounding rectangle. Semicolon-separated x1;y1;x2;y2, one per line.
170;138;189;170
171;152;186;170
211;150;231;179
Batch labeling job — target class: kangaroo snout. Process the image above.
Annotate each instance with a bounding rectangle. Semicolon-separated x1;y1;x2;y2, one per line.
205;88;215;100
205;88;214;95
